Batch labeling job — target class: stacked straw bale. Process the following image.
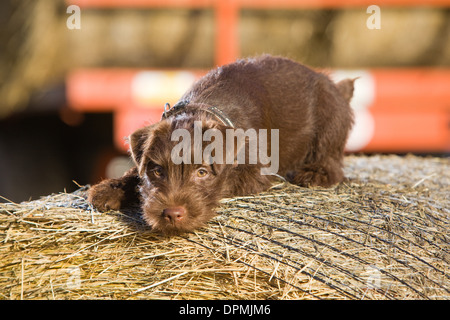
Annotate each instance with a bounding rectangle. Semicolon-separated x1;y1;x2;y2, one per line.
0;155;448;300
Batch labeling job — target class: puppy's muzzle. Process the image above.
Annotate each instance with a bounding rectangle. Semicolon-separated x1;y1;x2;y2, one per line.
162;206;186;224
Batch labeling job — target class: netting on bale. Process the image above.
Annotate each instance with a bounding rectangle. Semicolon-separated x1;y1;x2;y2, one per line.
0;155;448;300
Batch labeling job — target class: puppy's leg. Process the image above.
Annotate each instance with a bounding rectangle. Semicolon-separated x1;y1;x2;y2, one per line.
287;159;344;188
88;167;140;211
288;76;353;188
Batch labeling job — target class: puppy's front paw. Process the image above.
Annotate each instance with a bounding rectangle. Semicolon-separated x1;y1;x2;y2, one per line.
87;181;125;211
287;164;342;188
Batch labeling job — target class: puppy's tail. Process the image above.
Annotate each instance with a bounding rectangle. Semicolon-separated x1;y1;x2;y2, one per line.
336;78;357;104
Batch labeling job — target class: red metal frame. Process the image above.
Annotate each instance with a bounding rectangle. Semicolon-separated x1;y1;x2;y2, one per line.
368;69;450;152
65;0;450;153
67;68;450;152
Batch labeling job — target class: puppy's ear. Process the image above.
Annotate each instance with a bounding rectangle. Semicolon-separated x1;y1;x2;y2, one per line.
129;125;152;176
336;78;357;104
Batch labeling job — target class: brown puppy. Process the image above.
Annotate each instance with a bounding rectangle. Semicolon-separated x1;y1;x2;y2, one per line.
88;55;355;235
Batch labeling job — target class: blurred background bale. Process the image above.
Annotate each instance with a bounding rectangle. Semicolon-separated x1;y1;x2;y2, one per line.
0;0;67;119
330;8;450;67
67;9;215;68
0;0;449;202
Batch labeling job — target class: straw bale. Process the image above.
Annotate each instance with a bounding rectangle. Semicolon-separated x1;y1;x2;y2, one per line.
0;154;448;300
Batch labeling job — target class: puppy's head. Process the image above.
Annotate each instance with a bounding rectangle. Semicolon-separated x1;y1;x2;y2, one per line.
129;113;233;235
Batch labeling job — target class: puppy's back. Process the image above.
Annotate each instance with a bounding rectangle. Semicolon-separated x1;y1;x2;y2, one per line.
181;55;354;175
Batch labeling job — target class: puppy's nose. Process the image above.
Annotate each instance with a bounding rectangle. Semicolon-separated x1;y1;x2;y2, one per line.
162;207;186;223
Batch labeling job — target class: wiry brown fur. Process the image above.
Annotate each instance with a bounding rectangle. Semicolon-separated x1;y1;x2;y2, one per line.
88;55;355;235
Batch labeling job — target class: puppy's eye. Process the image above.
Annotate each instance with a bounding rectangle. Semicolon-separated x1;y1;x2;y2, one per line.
153;166;164;178
196;168;208;178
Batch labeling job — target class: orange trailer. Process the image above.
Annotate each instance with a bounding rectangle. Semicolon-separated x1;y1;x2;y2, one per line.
66;0;450;154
